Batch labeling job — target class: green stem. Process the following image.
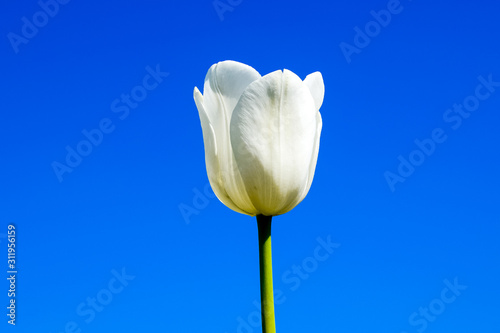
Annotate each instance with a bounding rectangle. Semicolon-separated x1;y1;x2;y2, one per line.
257;214;276;333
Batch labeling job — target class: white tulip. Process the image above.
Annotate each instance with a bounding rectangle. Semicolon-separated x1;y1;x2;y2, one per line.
194;60;324;216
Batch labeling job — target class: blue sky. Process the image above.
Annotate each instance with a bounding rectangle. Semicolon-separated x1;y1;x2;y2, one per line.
1;0;499;332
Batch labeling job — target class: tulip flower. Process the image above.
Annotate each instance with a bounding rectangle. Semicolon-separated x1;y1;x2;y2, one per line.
194;60;324;333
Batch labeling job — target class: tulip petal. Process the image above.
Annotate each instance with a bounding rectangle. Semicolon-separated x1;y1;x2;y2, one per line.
230;69;318;216
194;87;249;215
303;72;325;110
196;61;262;215
202;61;262;128
297;111;322;204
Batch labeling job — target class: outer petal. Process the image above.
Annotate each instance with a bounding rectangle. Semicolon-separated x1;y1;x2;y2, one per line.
297;111;322;203
230;69;317;216
202;61;262;128
298;72;324;203
195;61;261;215
194;87;248;215
303;72;325;110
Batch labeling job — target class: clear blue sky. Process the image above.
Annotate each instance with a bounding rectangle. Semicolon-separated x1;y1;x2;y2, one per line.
1;0;499;332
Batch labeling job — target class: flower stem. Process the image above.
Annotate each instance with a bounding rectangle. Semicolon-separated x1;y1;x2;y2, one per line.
257;214;276;333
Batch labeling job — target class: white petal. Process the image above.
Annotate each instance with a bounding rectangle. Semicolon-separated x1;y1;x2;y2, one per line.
230;69;318;216
303;72;325;110
196;61;261;215
296;111;322;204
202;60;261;129
194;87;248;215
